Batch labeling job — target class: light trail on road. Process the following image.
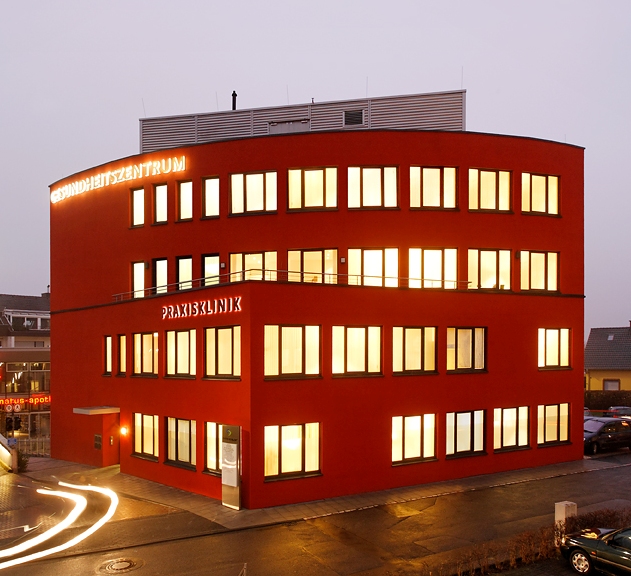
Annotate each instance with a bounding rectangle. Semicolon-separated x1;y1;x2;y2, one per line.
0;482;118;571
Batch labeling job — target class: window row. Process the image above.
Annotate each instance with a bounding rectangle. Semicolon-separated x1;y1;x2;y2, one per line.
394;403;569;462
132;402;570;480
105;326;572;379
131;248;560;296
130;168;560;225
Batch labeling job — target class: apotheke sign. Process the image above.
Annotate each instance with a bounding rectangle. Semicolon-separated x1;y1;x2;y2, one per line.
51;156;187;204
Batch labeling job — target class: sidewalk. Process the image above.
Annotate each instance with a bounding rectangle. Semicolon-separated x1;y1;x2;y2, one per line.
15;453;631;530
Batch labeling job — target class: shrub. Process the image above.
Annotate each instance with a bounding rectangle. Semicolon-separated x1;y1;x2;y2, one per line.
17;450;29;473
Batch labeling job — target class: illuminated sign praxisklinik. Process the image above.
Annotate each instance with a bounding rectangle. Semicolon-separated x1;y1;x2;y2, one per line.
50;156;186;204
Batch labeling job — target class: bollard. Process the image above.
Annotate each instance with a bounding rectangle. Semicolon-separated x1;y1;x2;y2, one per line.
555;501;577;524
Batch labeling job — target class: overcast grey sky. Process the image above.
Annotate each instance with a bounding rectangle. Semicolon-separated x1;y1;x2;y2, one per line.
1;1;629;336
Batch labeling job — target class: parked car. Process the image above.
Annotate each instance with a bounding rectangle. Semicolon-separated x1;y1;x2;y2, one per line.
583;417;631;455
584;407;593;418
605;406;631;419
561;526;631;574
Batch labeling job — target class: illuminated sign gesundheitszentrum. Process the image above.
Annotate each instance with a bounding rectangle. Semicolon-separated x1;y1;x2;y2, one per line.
50;156;187;204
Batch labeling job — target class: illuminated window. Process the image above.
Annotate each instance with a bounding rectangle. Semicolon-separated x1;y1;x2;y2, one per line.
177;257;193;290
392;414;436;463
154;184;167;223
348;167;397;208
493;407;529;450
205;422;224;472
230;252;277;282
288;167;337;210
410;167;457;209
118;335;127;375
264;325;320;377
133;413;159;458
166;329;196;377
131;188;144;226
348;248;398;287
203;177;220;217
178;181;193;220
231;172;277;214
520;251;558;291
203;255;220;286
447;328;486;371
469;169;511;211
409;248;457;289
132;262;145;299
133;332;159;375
205;326;240;378
104;336;112;375
153;258;168;294
264;423;320;478
288;249;337;284
446;410;485;456
393;327;436;373
538;328;570;368
332;326;381;375
167;417;196;467
537;403;569;444
468;249;511;290
522;173;559;215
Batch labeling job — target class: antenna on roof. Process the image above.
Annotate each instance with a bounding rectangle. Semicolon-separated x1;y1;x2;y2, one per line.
232;91;237;111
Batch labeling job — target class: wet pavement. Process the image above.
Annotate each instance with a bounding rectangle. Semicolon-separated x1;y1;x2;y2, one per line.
0;452;629;574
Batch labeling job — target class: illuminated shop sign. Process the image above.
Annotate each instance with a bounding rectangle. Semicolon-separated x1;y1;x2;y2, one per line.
1;395;51;411
162;297;242;320
50;156;187;204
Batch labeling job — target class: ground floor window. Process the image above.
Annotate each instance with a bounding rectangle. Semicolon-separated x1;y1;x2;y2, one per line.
446;410;485;456
603;379;620;391
392;414;435;463
264;423;319;478
167;417;196;466
134;413;159;458
493;407;529;450
205;422;223;472
537;403;569;445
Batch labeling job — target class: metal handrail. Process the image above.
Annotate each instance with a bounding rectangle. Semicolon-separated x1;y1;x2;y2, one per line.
113;269;470;302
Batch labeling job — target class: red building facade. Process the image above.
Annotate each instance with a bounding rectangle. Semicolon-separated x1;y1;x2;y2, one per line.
50;110;584;509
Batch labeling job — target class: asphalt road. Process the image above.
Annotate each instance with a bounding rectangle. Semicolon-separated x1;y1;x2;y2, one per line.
3;452;631;575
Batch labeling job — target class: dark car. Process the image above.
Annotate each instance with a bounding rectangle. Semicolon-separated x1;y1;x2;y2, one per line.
561;526;631;574
583;417;631;455
606;406;631;419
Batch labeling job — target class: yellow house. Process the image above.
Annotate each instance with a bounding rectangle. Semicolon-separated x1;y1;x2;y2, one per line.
585;325;631;390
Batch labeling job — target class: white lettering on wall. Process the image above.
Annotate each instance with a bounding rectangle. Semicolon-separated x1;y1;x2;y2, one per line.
161;297;242;320
50;156;187;204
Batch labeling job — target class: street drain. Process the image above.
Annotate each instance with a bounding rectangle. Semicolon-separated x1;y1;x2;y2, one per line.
98;558;144;574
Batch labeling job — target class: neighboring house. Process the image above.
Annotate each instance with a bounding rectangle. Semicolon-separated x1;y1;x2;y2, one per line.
0;293;51;451
585;324;631;390
49;91;584;510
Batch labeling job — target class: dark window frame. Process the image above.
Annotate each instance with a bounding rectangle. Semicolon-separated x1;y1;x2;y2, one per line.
393;326;438;375
348;166;399;210
410;166;459;210
204;325;240;379
287;166;338;211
